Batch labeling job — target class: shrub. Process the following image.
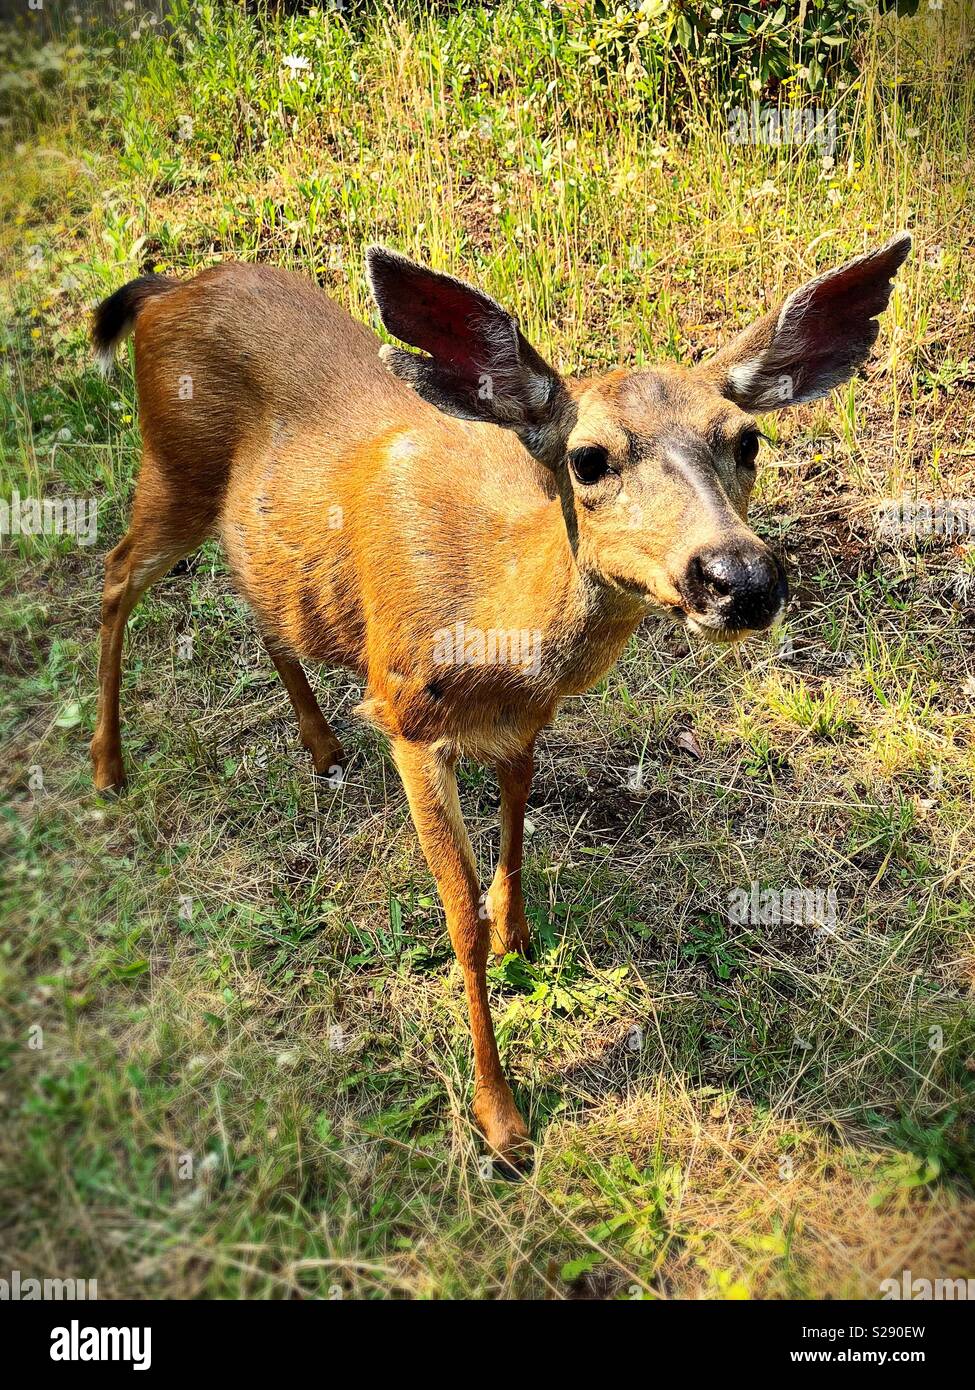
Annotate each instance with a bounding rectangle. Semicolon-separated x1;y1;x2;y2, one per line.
570;0;877;107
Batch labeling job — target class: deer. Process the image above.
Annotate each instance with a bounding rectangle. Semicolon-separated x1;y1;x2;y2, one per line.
90;232;911;1168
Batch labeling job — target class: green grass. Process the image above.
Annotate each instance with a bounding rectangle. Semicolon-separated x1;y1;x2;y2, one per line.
2;0;974;1299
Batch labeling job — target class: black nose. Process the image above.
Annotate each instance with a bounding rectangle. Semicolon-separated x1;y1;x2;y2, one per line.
683;543;787;631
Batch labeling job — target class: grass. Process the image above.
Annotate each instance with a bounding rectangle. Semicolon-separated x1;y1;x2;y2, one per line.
1;0;974;1299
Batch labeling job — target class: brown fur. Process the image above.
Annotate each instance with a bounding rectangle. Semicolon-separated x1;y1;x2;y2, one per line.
91;238;909;1164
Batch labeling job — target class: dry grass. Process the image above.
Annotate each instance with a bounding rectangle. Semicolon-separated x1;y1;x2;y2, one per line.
1;0;974;1299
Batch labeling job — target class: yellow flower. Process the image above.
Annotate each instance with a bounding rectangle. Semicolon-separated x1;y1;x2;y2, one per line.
121;413;133;424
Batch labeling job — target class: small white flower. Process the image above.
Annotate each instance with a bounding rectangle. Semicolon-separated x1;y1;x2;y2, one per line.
281;54;312;75
710;6;723;18
56;427;72;441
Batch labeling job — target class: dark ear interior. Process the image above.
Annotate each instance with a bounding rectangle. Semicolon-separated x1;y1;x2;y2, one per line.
366;245;569;464
367;246;514;382
705;232;912;411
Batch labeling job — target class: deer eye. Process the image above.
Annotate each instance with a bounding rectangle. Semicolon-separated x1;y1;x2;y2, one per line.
568;445;612;484
736;429;760;470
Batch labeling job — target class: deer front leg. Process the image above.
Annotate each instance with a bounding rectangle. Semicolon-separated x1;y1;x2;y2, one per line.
487;743;534;958
392;736;530;1168
264;640;345;777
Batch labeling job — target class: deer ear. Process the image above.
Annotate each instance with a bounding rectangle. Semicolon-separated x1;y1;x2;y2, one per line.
699;233;911;410
366;245;570;465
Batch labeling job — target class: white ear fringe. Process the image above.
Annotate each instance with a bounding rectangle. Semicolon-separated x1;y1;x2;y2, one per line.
727;359;765;399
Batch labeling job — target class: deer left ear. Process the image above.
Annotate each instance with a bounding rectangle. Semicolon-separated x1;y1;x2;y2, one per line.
366;246;571;467
698;233;911;411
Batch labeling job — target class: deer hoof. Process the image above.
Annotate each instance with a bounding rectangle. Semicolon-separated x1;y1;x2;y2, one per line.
303;732;345;780
486;893;532;958
91;740;126;794
475;1097;533;1177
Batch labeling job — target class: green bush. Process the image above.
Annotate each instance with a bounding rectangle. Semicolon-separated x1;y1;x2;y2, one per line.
573;0;877;106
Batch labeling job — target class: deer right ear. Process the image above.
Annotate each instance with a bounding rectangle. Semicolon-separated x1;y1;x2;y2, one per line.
366;246;571;467
698;233;911;410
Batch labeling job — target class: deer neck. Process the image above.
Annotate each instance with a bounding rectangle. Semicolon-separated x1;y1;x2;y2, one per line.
491;483;647;698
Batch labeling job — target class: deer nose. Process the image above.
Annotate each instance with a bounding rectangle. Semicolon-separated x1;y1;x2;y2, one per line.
683;542;787;631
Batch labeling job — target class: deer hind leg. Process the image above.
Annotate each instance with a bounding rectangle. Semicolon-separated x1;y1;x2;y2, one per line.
487;743;534;958
392;736;531;1169
263;640;344;777
91;468;213;791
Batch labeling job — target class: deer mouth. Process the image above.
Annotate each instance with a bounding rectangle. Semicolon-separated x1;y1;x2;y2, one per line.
683;613;754;643
682;595;786;643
